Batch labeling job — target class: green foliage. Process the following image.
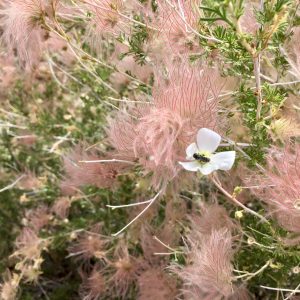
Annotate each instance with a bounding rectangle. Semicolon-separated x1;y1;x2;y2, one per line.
118;15;149;65
236;210;300;296
236;84;286;164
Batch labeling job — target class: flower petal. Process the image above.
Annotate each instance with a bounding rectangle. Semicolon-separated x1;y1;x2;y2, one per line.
196;128;221;153
186;143;198;159
211;151;236;171
198;163;217;175
179;161;200;172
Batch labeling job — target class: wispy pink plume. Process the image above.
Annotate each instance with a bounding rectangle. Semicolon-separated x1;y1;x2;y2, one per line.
190;204;236;235
51;197;71;219
84;0;132;37
108;244;145;299
68;225;109;265
107;60;222;189
153;60;221;138
0;0;45;67
14;227;47;261
25;205;51;232
148;0;200;56
176;229;234;300
133;107;186;188
137;268;177;300
17;172;42;190
79;266;106;300
250;144;300;233
107;112;139;157
61;146;130;195
170;203;245;299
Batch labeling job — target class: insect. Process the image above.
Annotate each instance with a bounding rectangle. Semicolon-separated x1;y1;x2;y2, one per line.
193;153;210;163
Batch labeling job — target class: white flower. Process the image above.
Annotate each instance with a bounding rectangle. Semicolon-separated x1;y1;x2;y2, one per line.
179;128;236;175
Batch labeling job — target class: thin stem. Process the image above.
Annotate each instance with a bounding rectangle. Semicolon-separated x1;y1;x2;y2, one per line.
79;159;135;165
260;285;300;295
106;199;153;209
0;175;25;193
211;174;269;223
284;283;300;300
111;190;162;236
153;235;177;253
234;260;270;281
254;55;263;120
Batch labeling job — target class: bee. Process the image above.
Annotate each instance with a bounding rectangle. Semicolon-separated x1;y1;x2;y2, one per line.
193;153;210;163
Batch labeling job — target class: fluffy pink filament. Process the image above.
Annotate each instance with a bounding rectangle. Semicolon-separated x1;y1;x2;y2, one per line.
68;226;109;264
51;197;71;219
0;0;45;67
190;204;236;235
79;266;106;300
178;229;234;299
133;107;186;186
137;268;177;300
107;61;221;189
251;145;300;233
84;0;128;37
61;146;130;194
153;0;200;55
25;206;51;232
108;245;144;299
154;60;220;138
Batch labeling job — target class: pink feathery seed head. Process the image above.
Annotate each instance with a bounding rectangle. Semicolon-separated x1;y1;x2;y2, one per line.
107;60;223;189
61;145;131;193
12;134;38;147
173;229;234;299
136;62;222;189
153;0;200;55
68;225;110;264
250;144;300;232
14;227;49;261
0;270;19;300
84;0;127;38
190;204;236;236
133;107;186;174
16;172;43;190
79;266;106;300
137;268;177;300
153;59;222;138
108;243;145;299
107;111;139;156
0;0;47;67
51;197;71;219
25;205;51;232
0;53;17;89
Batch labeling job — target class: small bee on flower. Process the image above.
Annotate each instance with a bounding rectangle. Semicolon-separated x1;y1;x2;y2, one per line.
179;128;236;175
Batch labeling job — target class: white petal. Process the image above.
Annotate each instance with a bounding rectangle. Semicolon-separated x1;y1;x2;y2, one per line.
186;143;198;159
179;161;200;172
198;163;217;175
211;151;236;171
196;128;221;153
